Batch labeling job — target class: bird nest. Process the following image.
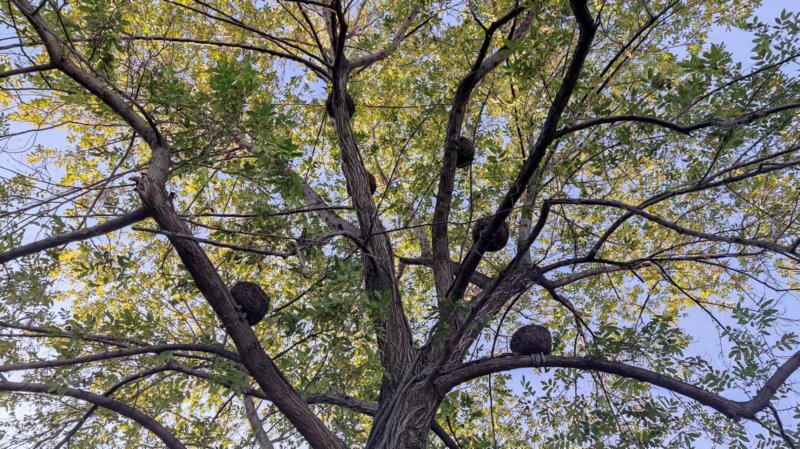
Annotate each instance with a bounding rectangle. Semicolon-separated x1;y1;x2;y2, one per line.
453;136;475;168
471;217;509;252
326;91;356;118
230;282;270;326
510;324;552;355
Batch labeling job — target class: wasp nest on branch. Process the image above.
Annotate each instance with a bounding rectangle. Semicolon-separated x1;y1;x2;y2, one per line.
452;136;475;168
368;172;377;195
510;324;552;357
325;91;356;118
471;216;509;252
230;282;270;326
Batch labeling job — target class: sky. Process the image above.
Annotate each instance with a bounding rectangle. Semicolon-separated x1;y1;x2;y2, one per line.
1;0;800;448
492;1;800;447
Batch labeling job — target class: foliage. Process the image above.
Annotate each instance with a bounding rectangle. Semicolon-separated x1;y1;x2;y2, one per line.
1;0;800;448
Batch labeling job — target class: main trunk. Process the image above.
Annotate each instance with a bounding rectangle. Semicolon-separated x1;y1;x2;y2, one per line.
366;379;442;449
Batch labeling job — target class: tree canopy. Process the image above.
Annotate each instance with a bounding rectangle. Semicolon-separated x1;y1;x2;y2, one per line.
2;0;800;447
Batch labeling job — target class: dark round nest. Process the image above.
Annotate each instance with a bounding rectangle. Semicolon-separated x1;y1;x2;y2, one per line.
471;216;509;252
368;172;377;195
230;282;270;325
325;91;356;118
510;324;552;355
453;136;475;168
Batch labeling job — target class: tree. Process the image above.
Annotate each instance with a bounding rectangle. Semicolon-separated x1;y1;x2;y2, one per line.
1;0;800;447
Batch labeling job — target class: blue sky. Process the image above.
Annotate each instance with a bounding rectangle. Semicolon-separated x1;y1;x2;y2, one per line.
2;0;800;447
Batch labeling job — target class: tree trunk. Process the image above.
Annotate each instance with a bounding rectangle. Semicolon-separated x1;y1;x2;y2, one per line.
366;379;441;449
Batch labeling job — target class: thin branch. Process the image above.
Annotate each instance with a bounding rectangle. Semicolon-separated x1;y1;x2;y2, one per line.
243;395;276;449
349;5;420;69
555;102;800;138
122;34;330;80
767;404;798;449
549;197;796;259
132;226;294;258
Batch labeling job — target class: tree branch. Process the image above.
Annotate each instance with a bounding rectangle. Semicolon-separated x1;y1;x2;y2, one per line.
0;208;149;264
122;34;330;80
132;226;295;258
10;0;170;184
133;174;344;449
436;352;800;420
53;365;173;449
543;251;761;288
447;0;597;336
326;5;416;396
398;256;491;288
548;197;796;259
0;343;241;372
243;395;276;449
349;5;420;70
555;102;800;138
586;144;800;259
0;380;188;449
306;392;460;449
234;138;361;240
431;6;534;302
0;63;53;78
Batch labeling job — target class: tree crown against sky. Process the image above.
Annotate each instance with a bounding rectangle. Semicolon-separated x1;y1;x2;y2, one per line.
1;0;800;448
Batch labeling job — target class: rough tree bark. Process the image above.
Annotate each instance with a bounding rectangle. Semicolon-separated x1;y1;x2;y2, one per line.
327;0;416;404
6;0;800;448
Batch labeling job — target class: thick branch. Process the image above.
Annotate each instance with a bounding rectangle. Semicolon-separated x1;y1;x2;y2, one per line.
328;13;415;395
0;63;53;78
0;380;187;449
11;0;170;184
431;6;533;300
0;208;149;264
306;393;460;449
436;353;800;420
449;0;596;311
0;343;241;372
133;174;344;449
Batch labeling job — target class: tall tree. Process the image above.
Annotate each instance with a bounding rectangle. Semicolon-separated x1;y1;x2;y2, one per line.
1;0;800;447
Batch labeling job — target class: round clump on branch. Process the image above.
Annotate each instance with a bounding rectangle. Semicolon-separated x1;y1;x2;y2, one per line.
325;91;356;118
510;324;552;356
453;136;475;168
368;172;377;195
230;282;270;326
471;216;509;252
